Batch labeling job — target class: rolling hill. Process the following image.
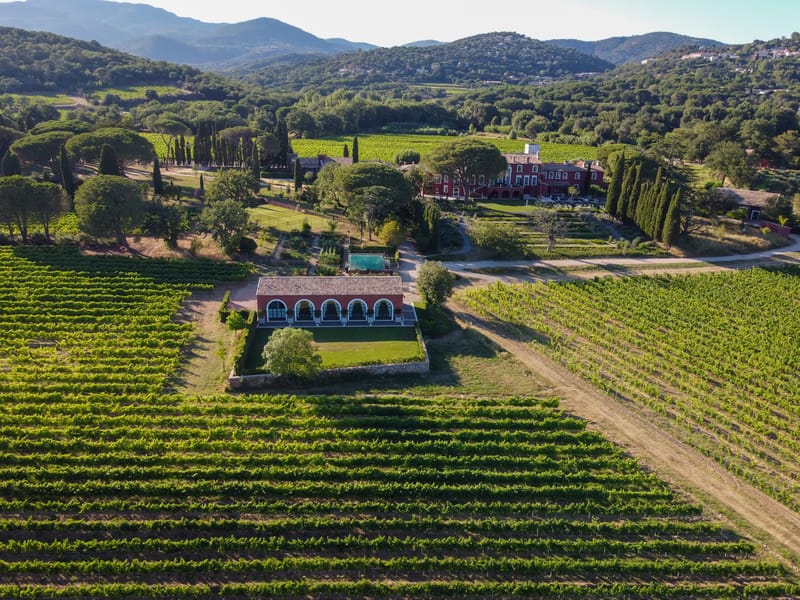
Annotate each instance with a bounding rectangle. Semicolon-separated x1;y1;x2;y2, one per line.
0;0;374;71
547;31;723;64
248;32;615;89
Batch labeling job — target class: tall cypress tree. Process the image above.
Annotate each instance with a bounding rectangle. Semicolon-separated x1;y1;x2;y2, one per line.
152;157;164;196
604;153;624;218
251;144;261;188
661;190;681;247
626;164;642;222
618;161;637;222
293;159;304;192
58;145;75;203
352;136;359;164
343;144;349;158
98;144;121;176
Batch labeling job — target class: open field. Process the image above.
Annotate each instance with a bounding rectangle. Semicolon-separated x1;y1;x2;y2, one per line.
456;266;800;513
291;134;598;163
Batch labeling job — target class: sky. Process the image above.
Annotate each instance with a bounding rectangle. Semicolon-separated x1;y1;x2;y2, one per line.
1;0;798;46
96;0;799;46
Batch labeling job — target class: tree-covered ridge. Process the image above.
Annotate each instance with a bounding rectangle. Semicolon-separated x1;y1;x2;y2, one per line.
249;32;614;89
547;32;723;65
0;27;202;93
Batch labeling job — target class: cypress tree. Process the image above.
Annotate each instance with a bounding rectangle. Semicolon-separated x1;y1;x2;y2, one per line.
58;145;75;202
152;157;164;196
626;164;642;222
251;144;261;187
293;159;304;192
604;153;624;218
2;150;21;176
98;144;121;176
199;174;204;192
352;136;359;163
662;190;681;247
343;144;349;158
654;181;671;240
618;161;637;222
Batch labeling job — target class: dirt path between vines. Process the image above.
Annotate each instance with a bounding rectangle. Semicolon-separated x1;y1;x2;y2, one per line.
448;302;800;568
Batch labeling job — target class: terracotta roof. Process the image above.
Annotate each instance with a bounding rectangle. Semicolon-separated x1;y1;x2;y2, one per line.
718;188;780;208
257;275;403;297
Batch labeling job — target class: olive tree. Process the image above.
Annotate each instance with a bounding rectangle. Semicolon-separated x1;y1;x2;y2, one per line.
262;327;322;380
417;260;455;308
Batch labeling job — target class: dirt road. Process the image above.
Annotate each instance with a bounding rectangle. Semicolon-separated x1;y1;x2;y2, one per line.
449;304;800;567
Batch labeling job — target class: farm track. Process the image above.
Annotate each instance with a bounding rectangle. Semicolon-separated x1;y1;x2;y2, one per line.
448;301;800;568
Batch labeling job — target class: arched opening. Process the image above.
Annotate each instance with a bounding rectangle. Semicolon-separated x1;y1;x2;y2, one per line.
294;300;315;322
374;299;394;321
321;299;341;322
348;299;368;321
266;299;287;322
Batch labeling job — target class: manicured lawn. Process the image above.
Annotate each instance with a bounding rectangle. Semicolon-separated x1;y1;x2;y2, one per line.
249;204;332;234
246;326;425;372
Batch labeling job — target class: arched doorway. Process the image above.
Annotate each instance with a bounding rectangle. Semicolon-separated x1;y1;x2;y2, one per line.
321;299;341;322
294;300;315;322
374;299;393;321
348;299;368;322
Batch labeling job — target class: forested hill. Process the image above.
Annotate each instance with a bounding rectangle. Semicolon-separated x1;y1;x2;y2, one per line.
0;27;240;97
547;32;723;65
247;32;614;89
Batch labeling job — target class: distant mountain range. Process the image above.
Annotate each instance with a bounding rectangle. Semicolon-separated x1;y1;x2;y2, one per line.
0;0;724;73
547;32;723;65
0;0;374;71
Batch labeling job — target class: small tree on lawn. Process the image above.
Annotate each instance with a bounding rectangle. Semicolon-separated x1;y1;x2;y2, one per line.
417;260;455;308
198;198;251;255
262;328;322;380
531;210;567;253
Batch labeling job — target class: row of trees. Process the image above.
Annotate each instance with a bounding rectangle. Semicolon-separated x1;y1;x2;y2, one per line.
605;154;681;247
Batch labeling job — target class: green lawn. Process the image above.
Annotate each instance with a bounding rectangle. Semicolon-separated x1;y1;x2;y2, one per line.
249;204;332;234
246;326;424;372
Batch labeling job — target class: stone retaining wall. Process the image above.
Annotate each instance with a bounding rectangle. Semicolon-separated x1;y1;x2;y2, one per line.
228;355;430;390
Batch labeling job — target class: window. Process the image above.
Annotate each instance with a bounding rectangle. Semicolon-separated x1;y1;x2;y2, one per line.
516;165;523;173
532;165;538;173
515;176;522;185
454;187;460;197
523;175;530;186
443;185;448;194
434;175;442;184
443;175;449;183
591;172;597;180
574;172;581;180
479;174;485;184
267;300;287;321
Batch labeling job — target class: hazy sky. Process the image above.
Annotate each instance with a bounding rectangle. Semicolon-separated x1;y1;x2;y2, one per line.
4;0;799;46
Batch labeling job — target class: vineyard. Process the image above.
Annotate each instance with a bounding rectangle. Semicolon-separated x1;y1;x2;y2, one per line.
1;246;798;596
0;246;250;395
1;392;797;597
457;267;800;513
290;134;599;163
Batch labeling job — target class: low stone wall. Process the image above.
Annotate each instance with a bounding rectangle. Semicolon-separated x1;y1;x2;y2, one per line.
228;355;430;390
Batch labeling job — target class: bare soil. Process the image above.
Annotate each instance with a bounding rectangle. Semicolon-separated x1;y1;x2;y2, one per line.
448;301;800;570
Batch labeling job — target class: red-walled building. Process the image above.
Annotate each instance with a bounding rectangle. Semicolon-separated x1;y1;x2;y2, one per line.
256;276;405;327
427;147;605;200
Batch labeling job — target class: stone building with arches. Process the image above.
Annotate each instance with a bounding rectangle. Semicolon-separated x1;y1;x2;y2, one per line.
256;276;407;327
